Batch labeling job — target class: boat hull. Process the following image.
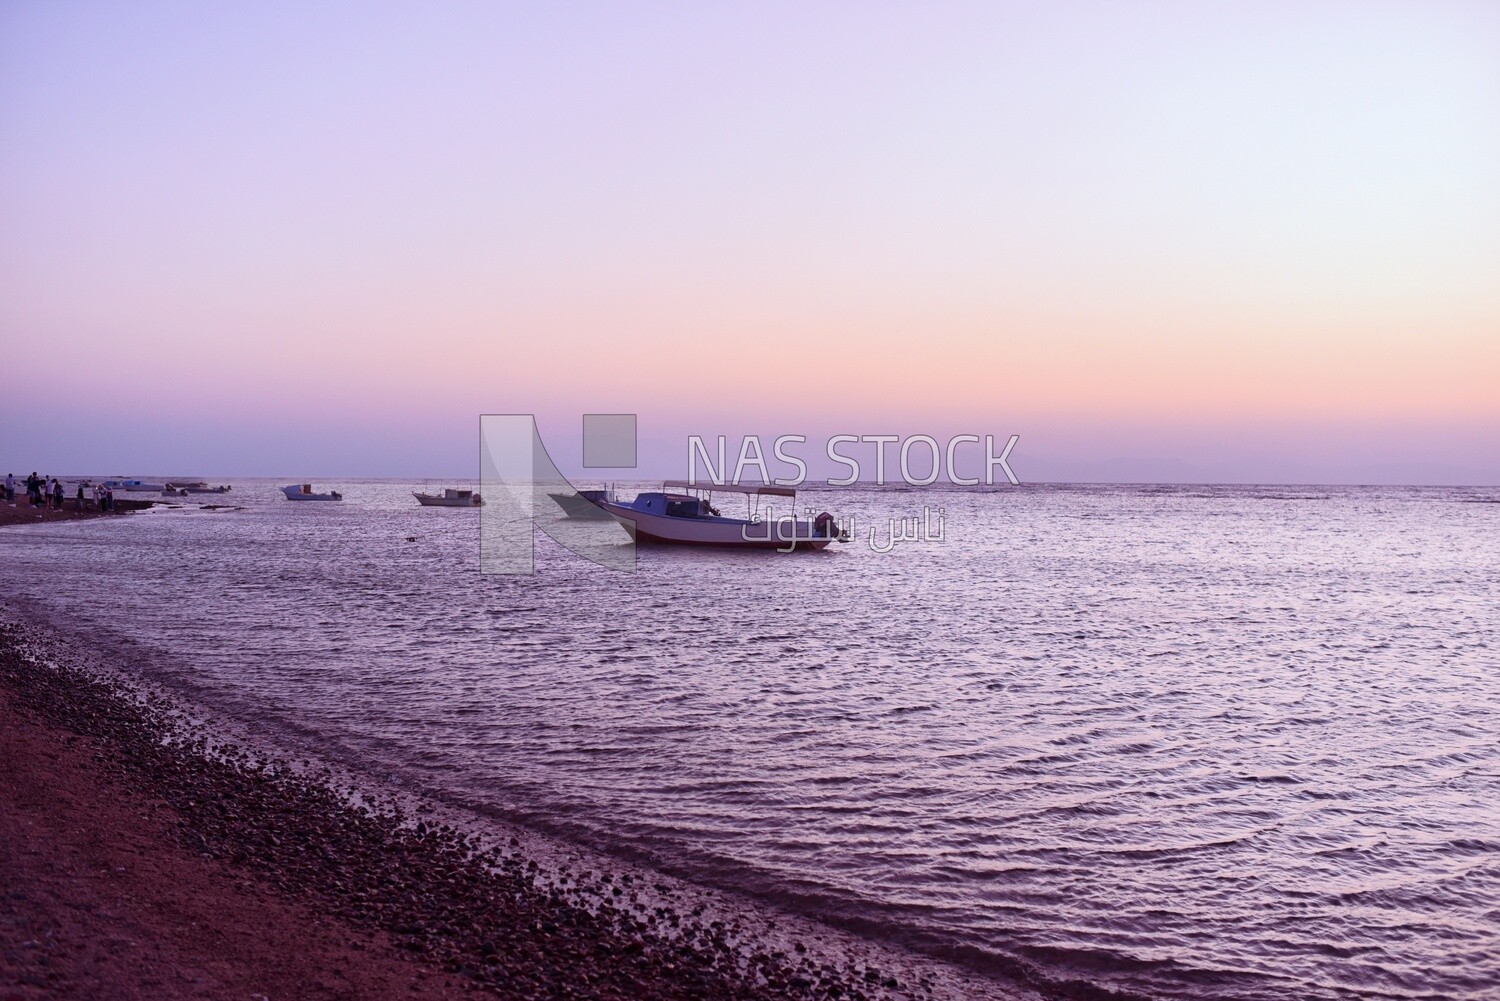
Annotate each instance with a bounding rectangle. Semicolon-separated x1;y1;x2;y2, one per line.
282;485;342;501
599;501;833;551
414;488;482;507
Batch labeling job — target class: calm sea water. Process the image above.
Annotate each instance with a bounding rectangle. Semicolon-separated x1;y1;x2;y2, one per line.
4;481;1498;1000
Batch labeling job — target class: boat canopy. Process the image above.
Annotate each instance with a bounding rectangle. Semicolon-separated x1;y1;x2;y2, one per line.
663;479;796;498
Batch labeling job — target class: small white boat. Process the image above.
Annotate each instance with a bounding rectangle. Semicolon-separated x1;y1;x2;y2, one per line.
599;481;846;551
414;487;483;507
282;483;343;501
166;481;232;494
103;478;166;492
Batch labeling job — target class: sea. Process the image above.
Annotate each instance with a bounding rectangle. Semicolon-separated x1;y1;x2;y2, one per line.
3;480;1497;1000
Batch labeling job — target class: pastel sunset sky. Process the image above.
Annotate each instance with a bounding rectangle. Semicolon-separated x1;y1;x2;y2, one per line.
3;2;1497;482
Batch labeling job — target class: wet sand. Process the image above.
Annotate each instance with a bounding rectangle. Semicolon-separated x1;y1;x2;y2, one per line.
0;619;965;1001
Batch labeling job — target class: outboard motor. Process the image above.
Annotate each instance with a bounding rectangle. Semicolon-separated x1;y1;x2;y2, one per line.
813;511;849;542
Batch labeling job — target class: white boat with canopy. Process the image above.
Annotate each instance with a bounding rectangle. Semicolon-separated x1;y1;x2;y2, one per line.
598;480;846;550
414;487;483;507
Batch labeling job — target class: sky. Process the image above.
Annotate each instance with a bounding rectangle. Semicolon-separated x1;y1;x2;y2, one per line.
2;1;1497;483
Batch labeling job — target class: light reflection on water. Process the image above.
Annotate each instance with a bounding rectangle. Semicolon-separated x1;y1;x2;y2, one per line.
4;480;1498;999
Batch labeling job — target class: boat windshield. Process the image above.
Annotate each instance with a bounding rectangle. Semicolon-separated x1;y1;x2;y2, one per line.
665;497;704;518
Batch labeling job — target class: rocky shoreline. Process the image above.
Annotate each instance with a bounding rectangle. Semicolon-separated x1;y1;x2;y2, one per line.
0;619;987;1000
0;498;154;528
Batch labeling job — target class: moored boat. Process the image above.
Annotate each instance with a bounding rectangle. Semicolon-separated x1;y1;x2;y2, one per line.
414;487;483;507
282;484;343;501
548;489;609;519
103;478;166;492
166;481;232;494
599;481;846;550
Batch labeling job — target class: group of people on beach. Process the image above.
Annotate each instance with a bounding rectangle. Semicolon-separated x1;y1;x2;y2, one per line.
5;472;115;511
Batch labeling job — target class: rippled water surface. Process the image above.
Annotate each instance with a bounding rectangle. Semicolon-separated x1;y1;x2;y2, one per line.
4;482;1498;999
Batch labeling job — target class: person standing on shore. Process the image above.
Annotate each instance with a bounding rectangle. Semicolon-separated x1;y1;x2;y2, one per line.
26;472;38;505
53;479;64;510
4;472;13;504
105;486;114;512
75;484;85;510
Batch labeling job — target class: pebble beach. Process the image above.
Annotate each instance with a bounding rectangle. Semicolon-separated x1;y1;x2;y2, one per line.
0;611;1020;1001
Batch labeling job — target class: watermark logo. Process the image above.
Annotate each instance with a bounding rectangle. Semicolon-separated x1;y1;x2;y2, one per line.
479;414;638;575
745;503;948;554
685;434;1019;487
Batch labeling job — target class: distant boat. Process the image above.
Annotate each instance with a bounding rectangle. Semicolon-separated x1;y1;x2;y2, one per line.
166;481;231;494
414;487;483;507
599;481;846;550
103;478;166;492
282;484;343;501
548;489;609;519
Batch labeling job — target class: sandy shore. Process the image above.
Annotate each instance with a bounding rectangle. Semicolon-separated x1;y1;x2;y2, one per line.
0;620;950;1001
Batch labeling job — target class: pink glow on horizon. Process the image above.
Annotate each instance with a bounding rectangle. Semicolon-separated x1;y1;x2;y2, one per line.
2;3;1497;481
